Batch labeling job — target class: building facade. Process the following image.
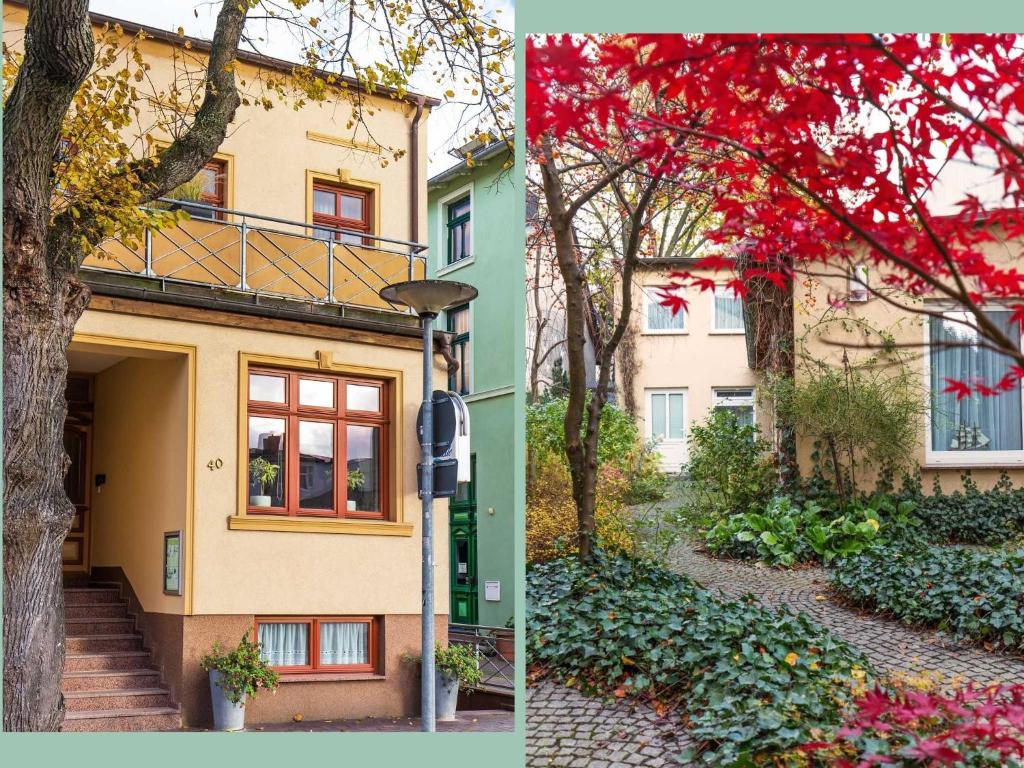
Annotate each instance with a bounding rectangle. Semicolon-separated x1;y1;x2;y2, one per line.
426;142;518;629
5;3;458;730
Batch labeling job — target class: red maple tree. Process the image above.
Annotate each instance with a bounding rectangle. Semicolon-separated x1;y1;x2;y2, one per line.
527;33;1024;398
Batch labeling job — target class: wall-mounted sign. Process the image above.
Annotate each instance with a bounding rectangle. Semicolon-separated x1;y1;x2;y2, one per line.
163;530;182;596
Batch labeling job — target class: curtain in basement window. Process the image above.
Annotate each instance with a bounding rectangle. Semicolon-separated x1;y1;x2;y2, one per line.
929;310;1023;451
320;622;369;665
257;622;309;667
714;289;744;331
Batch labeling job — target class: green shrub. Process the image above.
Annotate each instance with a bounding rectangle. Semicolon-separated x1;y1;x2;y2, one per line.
200;632;279;705
527;396;667;504
831;543;1024;652
527;552;872;766
685;409;776;522
436;643;482;689
897;472;1024;546
704;496;910;567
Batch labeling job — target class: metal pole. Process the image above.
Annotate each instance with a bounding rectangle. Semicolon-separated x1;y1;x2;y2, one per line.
420;312;436;733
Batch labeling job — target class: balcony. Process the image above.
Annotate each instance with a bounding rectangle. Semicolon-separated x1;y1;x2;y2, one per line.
83;201;427;316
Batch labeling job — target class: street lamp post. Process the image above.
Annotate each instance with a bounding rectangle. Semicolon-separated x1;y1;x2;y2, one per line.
378;279;478;733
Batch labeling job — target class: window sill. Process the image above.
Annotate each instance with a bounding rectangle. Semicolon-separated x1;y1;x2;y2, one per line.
641;329;688;336
227;516;413;536
924;452;1024;468
437;257;474;276
277;672;386;683
708;329;746;335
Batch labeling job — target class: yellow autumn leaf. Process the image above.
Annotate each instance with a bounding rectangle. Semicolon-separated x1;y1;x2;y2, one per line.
784;652;799;666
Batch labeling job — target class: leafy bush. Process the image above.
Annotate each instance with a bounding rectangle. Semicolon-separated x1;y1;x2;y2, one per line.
897;472;1024;546
435;643;482;689
800;684;1024;767
525;451;636;562
686;409;776;522
527;552;872;766
527;396;667;504
831;543;1024;651
704;496;907;567
200;632;279;705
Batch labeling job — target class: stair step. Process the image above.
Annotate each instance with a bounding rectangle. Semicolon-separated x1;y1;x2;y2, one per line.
65;587;121;605
64;688;173;712
66;602;128;619
62;706;181;732
65;617;136;635
63;669;161;692
66;634;143;653
65;651;152;672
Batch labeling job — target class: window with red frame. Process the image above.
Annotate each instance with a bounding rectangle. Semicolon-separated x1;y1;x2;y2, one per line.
312;183;372;244
246;367;389;518
255;616;379;673
174;159;227;221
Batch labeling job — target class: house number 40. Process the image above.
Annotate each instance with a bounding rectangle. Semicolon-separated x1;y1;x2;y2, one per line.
207;458;224;471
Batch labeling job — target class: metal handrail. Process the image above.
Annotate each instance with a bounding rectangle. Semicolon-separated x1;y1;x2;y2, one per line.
84;199;429;314
448;623;514;694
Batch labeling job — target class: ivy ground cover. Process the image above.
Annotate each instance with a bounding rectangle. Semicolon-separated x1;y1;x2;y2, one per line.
527;552;871;766
831;543;1024;653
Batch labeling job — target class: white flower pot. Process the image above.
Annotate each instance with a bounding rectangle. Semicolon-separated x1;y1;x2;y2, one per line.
347;499;357;512
435;669;459;721
209;669;246;731
250;495;271;507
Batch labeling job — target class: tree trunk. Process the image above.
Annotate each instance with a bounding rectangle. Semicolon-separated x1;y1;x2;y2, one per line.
2;263;88;731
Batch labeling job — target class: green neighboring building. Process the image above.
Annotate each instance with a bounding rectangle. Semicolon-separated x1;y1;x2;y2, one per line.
427;141;516;628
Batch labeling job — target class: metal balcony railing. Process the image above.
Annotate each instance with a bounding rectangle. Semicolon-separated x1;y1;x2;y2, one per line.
83;199;428;314
448;623;514;694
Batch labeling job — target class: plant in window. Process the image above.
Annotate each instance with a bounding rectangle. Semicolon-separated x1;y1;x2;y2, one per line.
248;457;279;507
346;468;365;490
200;632;279;731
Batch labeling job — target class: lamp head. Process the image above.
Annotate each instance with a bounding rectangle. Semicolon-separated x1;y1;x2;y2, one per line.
379;280;478;317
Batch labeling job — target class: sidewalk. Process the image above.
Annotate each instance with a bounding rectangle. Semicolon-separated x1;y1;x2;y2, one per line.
229;709;514;733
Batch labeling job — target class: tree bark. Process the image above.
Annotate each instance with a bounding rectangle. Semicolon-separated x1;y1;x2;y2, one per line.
2;0;247;731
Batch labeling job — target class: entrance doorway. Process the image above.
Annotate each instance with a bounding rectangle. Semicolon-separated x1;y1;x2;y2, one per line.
63;374;93;573
449;454;477;624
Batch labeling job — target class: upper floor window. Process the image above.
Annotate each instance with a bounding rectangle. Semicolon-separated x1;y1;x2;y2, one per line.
712;286;745;333
446;194;472;265
447;305;472;395
246;368;389;518
172;158;227;221
927;309;1024;464
643;285;686;334
313;183;372;244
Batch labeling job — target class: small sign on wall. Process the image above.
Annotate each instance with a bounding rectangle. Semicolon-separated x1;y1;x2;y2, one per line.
163;530;182;596
484;580;501;602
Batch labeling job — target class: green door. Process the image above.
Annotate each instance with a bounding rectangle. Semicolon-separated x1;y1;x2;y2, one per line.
449;455;477;624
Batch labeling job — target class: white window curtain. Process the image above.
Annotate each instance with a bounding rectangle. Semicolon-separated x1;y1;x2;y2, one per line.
713;288;744;331
258;622;309;667
929;310;1022;451
713;388;755;428
646;287;685;331
320;622;369;666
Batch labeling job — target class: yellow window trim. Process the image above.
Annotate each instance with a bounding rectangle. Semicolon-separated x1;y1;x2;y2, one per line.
149;139;235;212
306;130;382;155
235;351;406;530
305;169;382;237
71;332;198;615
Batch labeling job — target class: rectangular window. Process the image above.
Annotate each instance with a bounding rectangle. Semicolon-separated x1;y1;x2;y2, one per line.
446;194;472;265
928;309;1023;461
175;159;227;221
312;183;372;244
849;264;870;303
447;305;472;395
713;387;756;428
712;286;745;332
256;617;378;674
246;368;390;518
644;286;686;333
649;390;686;441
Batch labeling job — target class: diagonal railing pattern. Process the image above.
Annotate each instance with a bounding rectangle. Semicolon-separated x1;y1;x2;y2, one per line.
449;623;515;694
85;199;428;314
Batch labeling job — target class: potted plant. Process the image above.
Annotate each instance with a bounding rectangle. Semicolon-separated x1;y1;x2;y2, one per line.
346;468;365;512
200;632;278;731
434;643;481;721
495;615;515;662
248;457;279;507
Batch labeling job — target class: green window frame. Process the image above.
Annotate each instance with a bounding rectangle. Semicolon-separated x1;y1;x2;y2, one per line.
446;194;471;265
447;304;471;395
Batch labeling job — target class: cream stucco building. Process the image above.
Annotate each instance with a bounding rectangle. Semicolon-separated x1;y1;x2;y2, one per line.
5;2;457;730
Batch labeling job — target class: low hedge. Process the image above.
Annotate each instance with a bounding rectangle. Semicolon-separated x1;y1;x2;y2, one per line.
895;472;1024;546
831;543;1024;652
527;552;872;766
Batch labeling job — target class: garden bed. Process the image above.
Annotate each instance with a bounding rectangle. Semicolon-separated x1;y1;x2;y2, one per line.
527;551;872;766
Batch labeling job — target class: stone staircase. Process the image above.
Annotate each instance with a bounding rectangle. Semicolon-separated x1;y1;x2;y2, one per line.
62;583;181;732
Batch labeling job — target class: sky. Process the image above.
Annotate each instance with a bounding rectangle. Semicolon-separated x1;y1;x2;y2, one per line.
88;0;514;176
